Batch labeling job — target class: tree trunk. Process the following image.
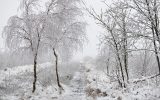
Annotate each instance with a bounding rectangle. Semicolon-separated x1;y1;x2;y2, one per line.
117;53;126;88
53;48;63;91
152;29;160;74
32;29;40;93
146;0;160;74
153;1;160;74
106;54;110;75
32;53;38;93
110;30;126;88
116;63;123;87
124;50;129;81
122;15;129;82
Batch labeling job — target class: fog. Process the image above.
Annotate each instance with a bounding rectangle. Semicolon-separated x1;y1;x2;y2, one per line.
0;0;160;100
0;0;105;59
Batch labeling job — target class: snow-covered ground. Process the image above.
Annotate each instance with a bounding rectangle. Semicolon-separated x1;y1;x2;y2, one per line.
84;63;160;100
0;62;160;100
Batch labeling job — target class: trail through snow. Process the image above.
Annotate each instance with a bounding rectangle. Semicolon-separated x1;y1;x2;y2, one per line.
1;63;160;100
58;66;86;100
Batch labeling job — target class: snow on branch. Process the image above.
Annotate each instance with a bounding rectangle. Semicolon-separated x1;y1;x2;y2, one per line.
130;74;160;84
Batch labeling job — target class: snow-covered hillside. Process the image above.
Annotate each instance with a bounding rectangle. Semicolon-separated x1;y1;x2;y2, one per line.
0;62;160;100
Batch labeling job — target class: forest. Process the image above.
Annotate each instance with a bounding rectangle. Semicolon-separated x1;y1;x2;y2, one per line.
0;0;160;100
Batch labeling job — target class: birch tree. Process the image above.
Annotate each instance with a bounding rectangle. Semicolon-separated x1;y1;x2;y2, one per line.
3;0;45;93
85;0;135;87
43;0;86;92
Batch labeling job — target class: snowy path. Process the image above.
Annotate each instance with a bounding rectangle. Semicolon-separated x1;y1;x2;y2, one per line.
1;63;160;100
58;67;87;100
0;63;89;100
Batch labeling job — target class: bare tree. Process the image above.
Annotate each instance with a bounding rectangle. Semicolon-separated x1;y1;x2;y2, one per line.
3;0;46;93
127;0;160;74
84;0;138;87
43;0;86;92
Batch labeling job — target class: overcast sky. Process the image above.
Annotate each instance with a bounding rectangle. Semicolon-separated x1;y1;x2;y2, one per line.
0;0;107;59
0;0;19;49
